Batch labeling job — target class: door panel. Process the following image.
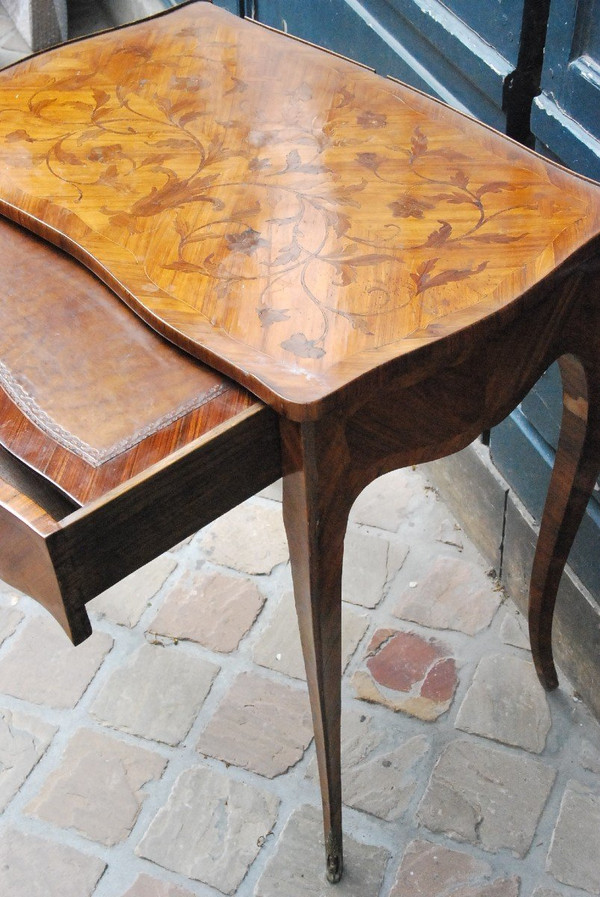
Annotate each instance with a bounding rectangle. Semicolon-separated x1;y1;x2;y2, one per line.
532;0;600;179
256;0;513;127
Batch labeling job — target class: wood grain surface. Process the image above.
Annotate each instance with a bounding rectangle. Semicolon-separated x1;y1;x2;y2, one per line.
1;0;599;881
0;0;598;417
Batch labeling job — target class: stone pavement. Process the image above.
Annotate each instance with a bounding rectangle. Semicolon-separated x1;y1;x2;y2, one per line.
2;4;600;896
1;464;600;897
0;0;114;68
0;1;30;67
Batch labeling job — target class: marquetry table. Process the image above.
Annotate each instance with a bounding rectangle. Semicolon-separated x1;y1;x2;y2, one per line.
0;0;599;882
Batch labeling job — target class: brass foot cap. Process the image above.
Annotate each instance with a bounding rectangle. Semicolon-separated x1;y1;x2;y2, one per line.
326;853;343;884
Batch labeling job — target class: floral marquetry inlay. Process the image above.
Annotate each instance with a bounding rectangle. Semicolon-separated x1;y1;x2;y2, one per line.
0;1;599;416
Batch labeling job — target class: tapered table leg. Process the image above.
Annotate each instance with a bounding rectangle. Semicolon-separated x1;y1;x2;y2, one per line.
280;416;361;883
529;354;600;689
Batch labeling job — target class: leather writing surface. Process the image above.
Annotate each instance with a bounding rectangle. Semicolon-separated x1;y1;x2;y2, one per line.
0;215;259;505
0;218;229;465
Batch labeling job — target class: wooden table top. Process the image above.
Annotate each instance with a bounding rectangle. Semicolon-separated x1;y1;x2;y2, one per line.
0;0;599;419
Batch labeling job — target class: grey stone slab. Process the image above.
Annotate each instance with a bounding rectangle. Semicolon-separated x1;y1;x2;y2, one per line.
91;643;219;746
350;468;429;532
435;518;465;551
499;608;530;649
423;441;506;572
0;707;56;811
259;479;283;501
137;764;279;895
0;11;16;41
121;873;197;897
2;25;32;51
343;529;408;608
253;591;368;680
340;733;428;821
580;739;600;775
0;47;28;66
547;780;600;893
394;556;501;635
0;617;112;709
255;804;390;897
455;653;551;753
0;0;30;54
390;839;519;897
26;728;166;846
531;889;564;897
197;671;313;777
502;495;600;722
200;502;289;574
452;877;520;896
307;708;429;820
89;555;177;628
0;826;106;897
3;0;67;50
150;569;265;652
0;604;23;645
418;740;556;857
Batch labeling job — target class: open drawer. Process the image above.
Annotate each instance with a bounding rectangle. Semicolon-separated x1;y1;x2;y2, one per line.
0;215;282;644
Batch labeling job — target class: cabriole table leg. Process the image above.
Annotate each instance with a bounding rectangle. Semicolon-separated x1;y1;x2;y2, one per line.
529;353;600;690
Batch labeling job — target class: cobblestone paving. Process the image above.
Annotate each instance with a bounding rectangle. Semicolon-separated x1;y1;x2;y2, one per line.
1;465;599;897
2;5;600;896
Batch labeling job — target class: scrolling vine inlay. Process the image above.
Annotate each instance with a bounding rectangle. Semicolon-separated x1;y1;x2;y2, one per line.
0;1;598;415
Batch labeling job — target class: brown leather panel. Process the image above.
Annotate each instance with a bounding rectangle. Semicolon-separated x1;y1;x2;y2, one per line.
0;215;229;463
0;215;259;503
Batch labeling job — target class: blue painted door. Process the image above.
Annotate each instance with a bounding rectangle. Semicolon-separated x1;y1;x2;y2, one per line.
254;0;518;127
533;0;600;177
